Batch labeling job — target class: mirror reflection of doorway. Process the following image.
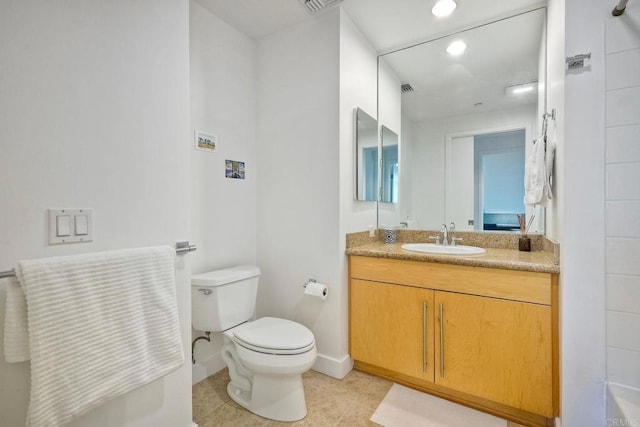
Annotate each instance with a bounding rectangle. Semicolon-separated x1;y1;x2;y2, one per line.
475;130;525;231
362;147;378;201
447;129;525;231
382;145;398;203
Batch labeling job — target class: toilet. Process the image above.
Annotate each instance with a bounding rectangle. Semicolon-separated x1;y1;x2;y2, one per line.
191;265;317;422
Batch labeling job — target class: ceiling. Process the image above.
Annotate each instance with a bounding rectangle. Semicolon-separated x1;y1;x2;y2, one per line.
193;0;546;52
384;8;545;122
193;0;547;121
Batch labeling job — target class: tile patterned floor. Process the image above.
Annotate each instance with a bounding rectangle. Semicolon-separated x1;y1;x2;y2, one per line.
192;368;526;427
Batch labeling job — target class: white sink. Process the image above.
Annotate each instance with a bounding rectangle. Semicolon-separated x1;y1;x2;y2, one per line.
401;243;486;256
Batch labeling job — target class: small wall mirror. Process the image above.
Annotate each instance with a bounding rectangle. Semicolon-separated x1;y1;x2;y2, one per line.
381;125;399;203
354;107;378;201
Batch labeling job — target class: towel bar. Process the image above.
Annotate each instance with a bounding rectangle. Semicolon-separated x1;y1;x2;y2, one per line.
0;241;197;279
0;269;16;279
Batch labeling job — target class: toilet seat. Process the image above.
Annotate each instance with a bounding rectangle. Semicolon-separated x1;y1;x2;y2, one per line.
229;317;315;355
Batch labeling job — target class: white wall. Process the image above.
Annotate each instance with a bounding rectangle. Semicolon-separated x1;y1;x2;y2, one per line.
560;0;608;425
0;1;193;426
254;8;381;379
338;10;379;363
339;11;378;232
187;4;383;383
255;10;348;378
407;105;536;230
604;3;640;407
545;0;565;243
189;0;258;381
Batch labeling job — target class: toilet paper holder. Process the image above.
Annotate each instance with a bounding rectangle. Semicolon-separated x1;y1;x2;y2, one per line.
303;278;328;299
303;278;317;288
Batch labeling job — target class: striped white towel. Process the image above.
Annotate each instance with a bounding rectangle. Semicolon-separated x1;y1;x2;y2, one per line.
4;276;30;362
5;246;184;427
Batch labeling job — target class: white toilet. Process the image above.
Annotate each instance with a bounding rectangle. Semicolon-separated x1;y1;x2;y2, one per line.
191;265;317;422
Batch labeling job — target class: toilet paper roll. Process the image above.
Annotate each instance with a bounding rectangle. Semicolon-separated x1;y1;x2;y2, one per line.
304;282;328;300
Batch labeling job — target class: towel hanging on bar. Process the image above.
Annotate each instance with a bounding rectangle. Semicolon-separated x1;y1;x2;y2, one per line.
0;241;197;280
4;246;185;427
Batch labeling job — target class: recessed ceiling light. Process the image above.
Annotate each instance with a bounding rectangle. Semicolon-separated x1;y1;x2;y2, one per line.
432;0;457;17
505;81;538;95
513;86;534;94
446;40;466;56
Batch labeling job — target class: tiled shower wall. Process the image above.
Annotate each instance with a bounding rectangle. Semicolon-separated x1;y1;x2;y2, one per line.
605;8;640;390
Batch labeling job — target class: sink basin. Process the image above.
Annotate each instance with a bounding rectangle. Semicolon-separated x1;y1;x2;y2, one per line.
401;243;486;256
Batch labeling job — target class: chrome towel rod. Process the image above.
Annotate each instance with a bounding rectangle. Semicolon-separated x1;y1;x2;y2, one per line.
0;269;16;279
0;241;197;279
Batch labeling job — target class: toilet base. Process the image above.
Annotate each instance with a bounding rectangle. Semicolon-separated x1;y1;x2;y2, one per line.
227;373;308;422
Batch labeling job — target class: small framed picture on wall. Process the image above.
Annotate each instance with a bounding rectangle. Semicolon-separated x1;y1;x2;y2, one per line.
195;130;217;152
225;160;245;179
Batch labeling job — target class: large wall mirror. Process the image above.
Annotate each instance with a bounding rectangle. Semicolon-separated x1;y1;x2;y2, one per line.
377;8;547;232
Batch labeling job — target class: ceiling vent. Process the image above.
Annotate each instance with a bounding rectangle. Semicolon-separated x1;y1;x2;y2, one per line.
299;0;344;15
401;83;415;94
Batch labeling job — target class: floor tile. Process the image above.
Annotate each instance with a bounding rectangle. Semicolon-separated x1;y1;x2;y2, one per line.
193;368;529;427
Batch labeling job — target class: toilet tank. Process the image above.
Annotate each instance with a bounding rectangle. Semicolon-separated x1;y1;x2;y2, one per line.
191;265;261;332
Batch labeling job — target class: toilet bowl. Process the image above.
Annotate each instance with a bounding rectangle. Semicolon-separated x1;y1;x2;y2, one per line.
221;317;316;421
191;266;317;422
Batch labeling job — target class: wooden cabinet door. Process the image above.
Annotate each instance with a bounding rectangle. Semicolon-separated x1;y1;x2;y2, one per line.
434;291;553;417
350;279;434;382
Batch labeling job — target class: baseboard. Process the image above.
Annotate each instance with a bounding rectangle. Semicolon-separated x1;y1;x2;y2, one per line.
192;351;226;385
312;353;353;379
193;350;353;382
187;423;198;427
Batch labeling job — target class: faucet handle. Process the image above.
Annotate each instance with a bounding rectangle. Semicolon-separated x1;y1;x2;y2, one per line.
451;237;463;247
428;235;441;245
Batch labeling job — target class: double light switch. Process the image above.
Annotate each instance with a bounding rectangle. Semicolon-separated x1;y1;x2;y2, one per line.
49;209;93;244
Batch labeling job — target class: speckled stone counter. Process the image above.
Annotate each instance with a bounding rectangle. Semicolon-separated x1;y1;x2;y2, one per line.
346;230;560;274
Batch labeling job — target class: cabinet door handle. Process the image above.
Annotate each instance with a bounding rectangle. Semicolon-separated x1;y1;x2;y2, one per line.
439;303;445;378
423;301;428;372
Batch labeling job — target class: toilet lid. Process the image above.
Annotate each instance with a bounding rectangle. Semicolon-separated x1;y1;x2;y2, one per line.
232;317;315;355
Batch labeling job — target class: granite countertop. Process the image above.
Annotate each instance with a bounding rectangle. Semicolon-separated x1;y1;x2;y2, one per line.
346;231;560;274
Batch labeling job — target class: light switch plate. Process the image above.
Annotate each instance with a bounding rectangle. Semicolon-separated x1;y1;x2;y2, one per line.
48;209;93;244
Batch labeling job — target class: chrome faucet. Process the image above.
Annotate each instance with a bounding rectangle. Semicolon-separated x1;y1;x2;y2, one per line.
449;222;455;246
440;224;449;246
448;222;464;246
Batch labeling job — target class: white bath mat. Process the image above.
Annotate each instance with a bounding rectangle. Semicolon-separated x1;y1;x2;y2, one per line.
371;384;507;427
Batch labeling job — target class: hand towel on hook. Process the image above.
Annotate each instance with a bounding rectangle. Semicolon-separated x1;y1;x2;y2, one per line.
4;246;184;427
524;119;556;206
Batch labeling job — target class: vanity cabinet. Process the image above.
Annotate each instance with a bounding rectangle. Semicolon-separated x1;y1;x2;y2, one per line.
348;255;558;426
350;278;434;382
434;291;552;416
